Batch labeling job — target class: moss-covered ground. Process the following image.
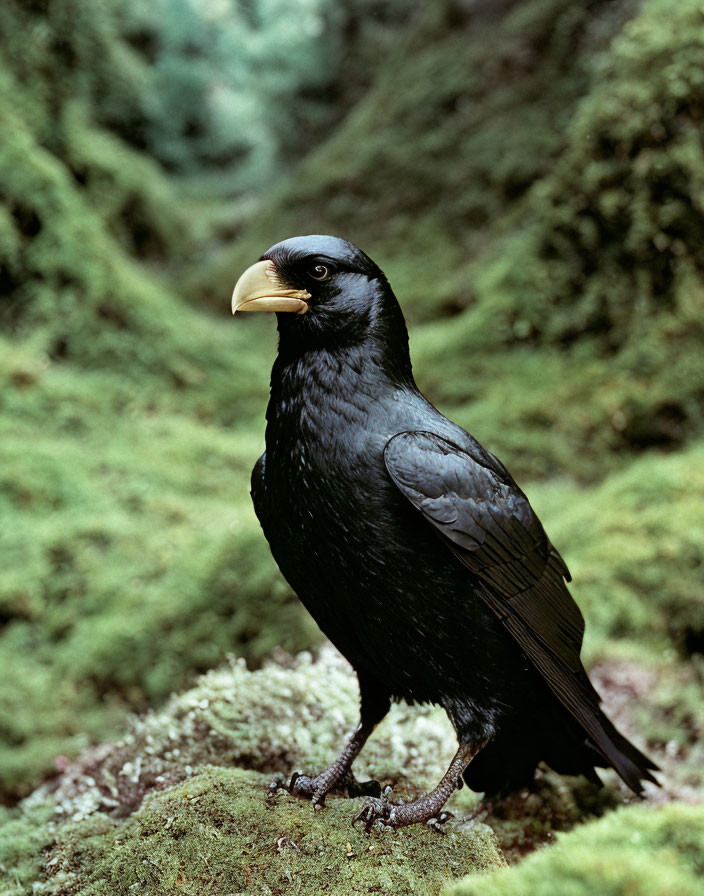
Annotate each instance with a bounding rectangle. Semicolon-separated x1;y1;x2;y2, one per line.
0;648;700;894
43;768;501;896
0;651;507;896
444;803;704;896
1;0;703;890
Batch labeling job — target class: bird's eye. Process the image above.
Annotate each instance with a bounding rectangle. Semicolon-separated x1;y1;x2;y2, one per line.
309;264;330;281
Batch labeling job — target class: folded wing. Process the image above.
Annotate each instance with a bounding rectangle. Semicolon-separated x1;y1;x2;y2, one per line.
384;430;658;793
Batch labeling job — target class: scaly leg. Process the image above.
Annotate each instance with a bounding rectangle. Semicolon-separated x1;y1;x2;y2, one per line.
354;739;485;832
283;672;390;808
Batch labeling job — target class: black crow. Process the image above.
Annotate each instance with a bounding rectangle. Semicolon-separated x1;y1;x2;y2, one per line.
232;235;659;830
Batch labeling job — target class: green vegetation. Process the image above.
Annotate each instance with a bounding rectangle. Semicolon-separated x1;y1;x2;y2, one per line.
0;651;505;896
44;768;500;896
1;0;703;889
0;0;321;797
0;649;697;894
129;0;413;193
445;803;704;896
531;442;704;661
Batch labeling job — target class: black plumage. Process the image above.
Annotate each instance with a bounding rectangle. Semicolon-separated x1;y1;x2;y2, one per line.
233;235;658;828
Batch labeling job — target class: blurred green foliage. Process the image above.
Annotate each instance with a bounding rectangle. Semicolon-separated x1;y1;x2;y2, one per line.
122;0;414;195
505;0;704;349
445;803;704;896
532;442;704;662
0;0;703;820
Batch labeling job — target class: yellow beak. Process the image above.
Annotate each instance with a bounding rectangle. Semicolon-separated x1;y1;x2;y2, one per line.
231;260;310;315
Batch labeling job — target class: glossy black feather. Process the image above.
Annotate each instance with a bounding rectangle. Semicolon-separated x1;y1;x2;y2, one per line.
384;431;658;791
384;432;583;667
248;235;659;797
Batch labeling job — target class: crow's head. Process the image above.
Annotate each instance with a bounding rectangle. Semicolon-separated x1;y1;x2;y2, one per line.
232;235;408;357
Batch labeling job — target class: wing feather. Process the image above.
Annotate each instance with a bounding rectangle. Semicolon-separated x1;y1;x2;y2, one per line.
384;430;584;665
384;431;659;791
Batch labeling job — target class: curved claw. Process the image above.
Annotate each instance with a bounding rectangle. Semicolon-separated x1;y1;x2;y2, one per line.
352;786;396;833
288;771;312;795
288;771;301;789
286;768;382;809
268;776;287;796
287;771;328;808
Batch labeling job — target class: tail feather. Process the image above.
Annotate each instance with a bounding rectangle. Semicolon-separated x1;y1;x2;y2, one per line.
479;582;661;795
462;699;659;797
586;710;659;795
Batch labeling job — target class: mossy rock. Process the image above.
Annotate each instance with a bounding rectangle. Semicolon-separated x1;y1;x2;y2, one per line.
0;649;505;896
38;768;503;896
1;646;698;895
28;648;469;822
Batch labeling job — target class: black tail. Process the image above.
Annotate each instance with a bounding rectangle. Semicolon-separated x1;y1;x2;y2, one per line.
463;698;659;797
476;578;660;795
583;708;659;795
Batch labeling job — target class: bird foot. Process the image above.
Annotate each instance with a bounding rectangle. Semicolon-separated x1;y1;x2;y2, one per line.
288;770;333;808
275;769;381;809
353;786;454;834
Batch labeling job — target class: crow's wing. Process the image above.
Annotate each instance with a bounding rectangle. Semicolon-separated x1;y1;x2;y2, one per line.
384;430;658;789
384;430;584;670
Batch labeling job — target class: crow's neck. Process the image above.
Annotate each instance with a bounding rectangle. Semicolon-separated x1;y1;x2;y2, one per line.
265;338;416;455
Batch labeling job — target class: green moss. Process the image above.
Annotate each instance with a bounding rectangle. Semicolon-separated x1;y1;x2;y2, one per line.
444;804;704;896
0;652;506;896
41;768;503;896
0;646;696;896
0;1;321;798
0;393;318;797
464;0;704;455
34;648;461;824
500;0;704;347
0;0;316;795
524;442;704;659
0;648;697;895
0;803;55;896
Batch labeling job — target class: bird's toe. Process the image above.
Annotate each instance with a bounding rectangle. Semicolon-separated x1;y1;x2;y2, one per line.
426;810;454;835
352;797;392;832
288;771;319;799
352;785;397;832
